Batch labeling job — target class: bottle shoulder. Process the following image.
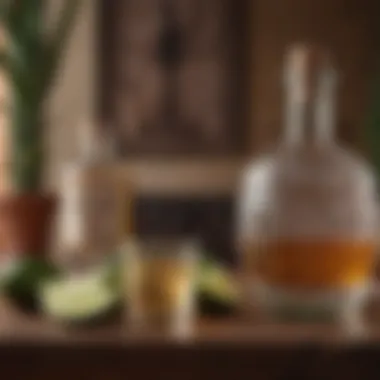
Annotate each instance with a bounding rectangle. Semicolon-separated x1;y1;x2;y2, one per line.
239;143;377;198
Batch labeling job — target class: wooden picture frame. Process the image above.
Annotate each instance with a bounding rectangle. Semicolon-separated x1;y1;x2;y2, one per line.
98;0;249;157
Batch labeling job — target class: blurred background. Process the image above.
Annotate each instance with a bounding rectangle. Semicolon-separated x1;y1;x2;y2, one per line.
6;0;379;264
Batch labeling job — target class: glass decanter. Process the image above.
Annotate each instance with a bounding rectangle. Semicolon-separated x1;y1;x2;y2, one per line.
237;45;379;322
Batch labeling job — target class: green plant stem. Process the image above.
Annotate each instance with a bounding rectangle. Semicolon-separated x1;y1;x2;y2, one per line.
11;99;44;193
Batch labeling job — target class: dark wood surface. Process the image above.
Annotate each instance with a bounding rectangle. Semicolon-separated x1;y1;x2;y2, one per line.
1;303;380;380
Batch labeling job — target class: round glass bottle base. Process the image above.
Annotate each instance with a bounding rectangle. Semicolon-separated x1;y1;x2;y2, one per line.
247;279;370;323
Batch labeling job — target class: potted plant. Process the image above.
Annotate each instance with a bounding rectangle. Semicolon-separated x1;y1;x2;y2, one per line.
0;0;82;258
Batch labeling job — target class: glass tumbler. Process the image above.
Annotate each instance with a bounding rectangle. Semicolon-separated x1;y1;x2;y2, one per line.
121;237;199;337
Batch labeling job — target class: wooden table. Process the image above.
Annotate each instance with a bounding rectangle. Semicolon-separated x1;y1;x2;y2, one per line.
1;304;380;380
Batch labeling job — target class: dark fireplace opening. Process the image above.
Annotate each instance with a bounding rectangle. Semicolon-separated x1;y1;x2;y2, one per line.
133;196;237;266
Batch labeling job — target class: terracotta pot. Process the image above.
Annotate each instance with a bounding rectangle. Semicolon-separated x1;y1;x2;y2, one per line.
0;194;57;257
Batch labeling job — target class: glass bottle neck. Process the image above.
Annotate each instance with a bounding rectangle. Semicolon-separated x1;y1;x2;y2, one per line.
284;47;337;147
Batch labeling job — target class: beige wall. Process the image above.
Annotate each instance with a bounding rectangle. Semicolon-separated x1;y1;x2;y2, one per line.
47;0;96;191
0;29;10;194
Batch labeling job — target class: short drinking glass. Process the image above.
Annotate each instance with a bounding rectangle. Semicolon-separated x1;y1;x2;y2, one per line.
122;237;199;337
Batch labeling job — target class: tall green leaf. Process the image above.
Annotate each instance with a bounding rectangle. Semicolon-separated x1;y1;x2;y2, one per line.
0;0;9;24
0;1;43;105
0;0;82;192
0;49;34;104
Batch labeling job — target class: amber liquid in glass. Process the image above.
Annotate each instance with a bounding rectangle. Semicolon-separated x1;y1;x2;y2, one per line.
139;257;193;315
126;255;196;330
243;240;376;289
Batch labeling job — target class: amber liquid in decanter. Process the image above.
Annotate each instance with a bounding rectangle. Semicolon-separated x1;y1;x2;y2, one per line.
243;240;376;289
